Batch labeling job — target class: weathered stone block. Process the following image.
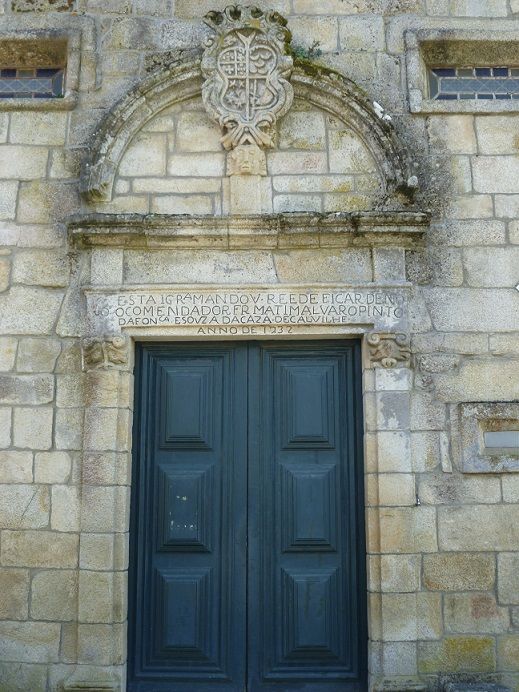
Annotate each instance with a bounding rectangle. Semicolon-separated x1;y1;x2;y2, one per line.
329;129;377;174
503;477;519;503
0;146;48;179
0;406;11;449
176;111;221;152
439;505;519;551
81;485;129;533
379;507;438;554
0;337;17;371
79;571;115;623
273;193;321;213
339;15;385;51
428;115;477;154
376;393;410;431
423;553;495;591
51;485;80;532
429;220;506;247
30;570;78;621
380;554;421;593
378;473;415;507
0;569;29;620
290;16;339;52
445;593;510;633
273;249;371;283
0;374;54;405
16;338;61;373
0;181;18;221
497;554;519;604
435;359;519;401
382;641;418;676
425;288;519;332
0;621;61;663
418;474;501;505
167;153;225;177
476;115;519;155
0;485;49;529
377;431;412;473
9;112;68;146
80;533;116;571
450;0;508;15
0;661;47;691
418;636;496;674
498;635;519;671
83;452;129;486
0;287;64;335
77;624;125;665
473;157;519;193
56;374;85;408
118;132;167;176
151;194;213;215
54;407;83;451
279;110;326;150
464;247;519;288
410;392;445;430
17;181;78;225
0;451;32;483
13;406;53;450
382;592;442;641
34;451;71;484
12;250;69;288
1;530;78;568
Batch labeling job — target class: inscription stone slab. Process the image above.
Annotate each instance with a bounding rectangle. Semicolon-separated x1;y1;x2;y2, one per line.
85;285;408;338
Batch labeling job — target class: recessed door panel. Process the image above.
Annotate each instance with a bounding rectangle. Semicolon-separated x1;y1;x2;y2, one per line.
129;341;366;692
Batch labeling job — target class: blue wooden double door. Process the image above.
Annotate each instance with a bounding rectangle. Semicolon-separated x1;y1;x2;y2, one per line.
129;341;367;692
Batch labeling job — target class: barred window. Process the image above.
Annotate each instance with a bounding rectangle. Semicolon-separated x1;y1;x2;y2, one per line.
0;67;64;99
429;66;519;101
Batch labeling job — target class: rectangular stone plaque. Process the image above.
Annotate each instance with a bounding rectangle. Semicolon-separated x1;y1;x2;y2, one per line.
85;285;408;337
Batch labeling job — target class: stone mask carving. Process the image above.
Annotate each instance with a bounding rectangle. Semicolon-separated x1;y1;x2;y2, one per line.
201;5;294;150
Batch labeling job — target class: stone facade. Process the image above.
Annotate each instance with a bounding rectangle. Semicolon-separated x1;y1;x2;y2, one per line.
0;1;518;691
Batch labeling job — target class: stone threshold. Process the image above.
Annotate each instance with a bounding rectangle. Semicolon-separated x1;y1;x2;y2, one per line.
68;211;429;250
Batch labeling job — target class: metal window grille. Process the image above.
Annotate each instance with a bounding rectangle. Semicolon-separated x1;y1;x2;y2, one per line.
429;66;519;101
0;67;64;99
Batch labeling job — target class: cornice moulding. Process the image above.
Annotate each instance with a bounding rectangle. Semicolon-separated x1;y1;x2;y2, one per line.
68;211;429;250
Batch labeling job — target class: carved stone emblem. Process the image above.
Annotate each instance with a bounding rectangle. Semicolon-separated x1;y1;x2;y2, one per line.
82;336;129;369
202;5;294;150
367;332;411;368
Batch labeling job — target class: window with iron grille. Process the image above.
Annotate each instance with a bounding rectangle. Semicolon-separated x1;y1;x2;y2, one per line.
429;66;519;101
0;67;65;99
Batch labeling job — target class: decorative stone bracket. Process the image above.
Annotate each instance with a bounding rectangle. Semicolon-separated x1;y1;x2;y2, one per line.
81;336;129;370
367;332;411;368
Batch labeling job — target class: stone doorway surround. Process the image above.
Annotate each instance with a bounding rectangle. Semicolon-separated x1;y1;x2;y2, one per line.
60;208;428;692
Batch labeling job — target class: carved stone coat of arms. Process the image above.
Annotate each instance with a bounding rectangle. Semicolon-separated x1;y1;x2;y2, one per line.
201;5;294;150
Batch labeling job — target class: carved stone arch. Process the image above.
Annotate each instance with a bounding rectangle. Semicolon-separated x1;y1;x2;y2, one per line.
80;53;415;205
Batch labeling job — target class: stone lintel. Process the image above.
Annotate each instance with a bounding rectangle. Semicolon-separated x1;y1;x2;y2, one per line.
68;211;429;250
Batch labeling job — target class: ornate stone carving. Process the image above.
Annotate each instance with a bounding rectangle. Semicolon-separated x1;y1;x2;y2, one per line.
367;332;411;368
227;143;267;176
201;5;294;150
82;336;129;369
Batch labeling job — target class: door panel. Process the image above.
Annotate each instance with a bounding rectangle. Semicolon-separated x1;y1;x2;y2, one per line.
247;343;366;691
128;345;248;691
129;341;366;692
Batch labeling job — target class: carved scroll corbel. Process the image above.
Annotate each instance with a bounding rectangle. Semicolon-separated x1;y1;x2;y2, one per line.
367;332;411;368
82;336;129;370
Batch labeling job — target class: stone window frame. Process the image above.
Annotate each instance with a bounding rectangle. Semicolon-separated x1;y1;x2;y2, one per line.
0;25;82;111
405;28;519;114
457;401;519;474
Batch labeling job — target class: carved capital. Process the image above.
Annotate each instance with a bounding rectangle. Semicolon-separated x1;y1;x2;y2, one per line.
82;336;129;370
201;5;294;150
367;332;411;368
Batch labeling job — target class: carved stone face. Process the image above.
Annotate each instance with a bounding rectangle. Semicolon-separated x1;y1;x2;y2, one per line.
227;144;267;176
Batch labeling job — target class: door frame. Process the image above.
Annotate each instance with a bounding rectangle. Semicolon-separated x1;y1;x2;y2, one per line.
73;331;414;691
